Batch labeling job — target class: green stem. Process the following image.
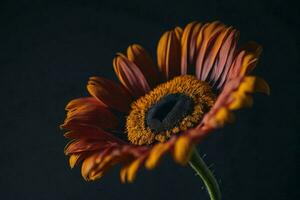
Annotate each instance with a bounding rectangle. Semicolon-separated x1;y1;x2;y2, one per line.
189;148;221;200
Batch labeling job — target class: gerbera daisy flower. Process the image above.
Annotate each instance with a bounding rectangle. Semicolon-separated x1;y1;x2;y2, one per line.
61;21;269;199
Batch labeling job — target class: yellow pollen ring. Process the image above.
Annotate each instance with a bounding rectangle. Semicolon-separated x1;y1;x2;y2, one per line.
126;75;215;145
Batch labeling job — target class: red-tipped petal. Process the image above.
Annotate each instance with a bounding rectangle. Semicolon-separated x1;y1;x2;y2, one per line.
215;30;239;89
195;21;226;80
201;27;233;81
113;54;150;98
62;97;119;130
87;77;132;113
127;44;161;87
181;22;203;75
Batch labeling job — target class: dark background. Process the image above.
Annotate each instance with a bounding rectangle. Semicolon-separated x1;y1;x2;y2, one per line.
1;0;299;199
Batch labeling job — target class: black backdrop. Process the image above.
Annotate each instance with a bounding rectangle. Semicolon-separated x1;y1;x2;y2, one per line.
1;0;299;199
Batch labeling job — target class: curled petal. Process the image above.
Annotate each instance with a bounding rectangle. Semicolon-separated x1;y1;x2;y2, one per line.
127;44;161;87
157;27;182;80
113;54;150;97
87;77;132;112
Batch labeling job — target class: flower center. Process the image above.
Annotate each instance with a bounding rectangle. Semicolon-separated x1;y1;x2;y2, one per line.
126;75;215;145
146;93;194;133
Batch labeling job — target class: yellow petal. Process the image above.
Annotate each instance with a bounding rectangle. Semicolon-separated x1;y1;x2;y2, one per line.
69;154;80;169
229;92;253;110
89;170;105;181
127;158;143;183
174;136;193;165
240;76;270;95
145;143;170;169
120;158;143;183
81;155;96;181
229;76;269;110
120;164;128;183
210;107;235;127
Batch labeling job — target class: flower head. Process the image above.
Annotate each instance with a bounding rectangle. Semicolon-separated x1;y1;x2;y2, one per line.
61;21;269;183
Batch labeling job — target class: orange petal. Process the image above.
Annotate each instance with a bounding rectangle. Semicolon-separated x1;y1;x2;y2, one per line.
227;42;262;81
88;169;106;181
69;154;80;168
64;139;108;155
215;30;239;89
62;97;119;131
87;77;131;113
127;158;143;183
81;153;98;181
80;147;118;181
201;26;233;81
127;44;160;87
88;156;116;181
113;54;150;97
195;21;226;80
65;97;105;111
157;27;182;80
120;158;144;183
181;22;203;75
64;130;106;140
120;163;128;183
